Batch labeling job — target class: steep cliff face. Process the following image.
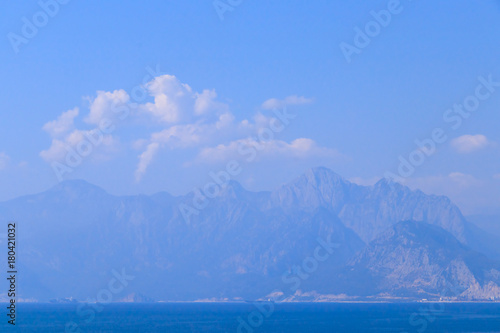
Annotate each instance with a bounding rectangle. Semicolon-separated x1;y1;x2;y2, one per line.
344;221;500;300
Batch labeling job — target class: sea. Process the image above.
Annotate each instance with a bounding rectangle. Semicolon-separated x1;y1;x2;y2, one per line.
1;302;500;332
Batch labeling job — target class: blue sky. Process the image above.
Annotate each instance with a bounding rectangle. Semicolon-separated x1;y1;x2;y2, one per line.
0;0;499;214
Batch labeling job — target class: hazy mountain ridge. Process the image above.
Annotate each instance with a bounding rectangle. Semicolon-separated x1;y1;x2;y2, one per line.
272;168;468;244
0;167;499;302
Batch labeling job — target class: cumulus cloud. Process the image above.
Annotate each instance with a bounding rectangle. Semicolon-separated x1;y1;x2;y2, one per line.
40;108;117;164
450;134;490;153
140;75;191;123
42;107;79;138
85;90;130;125
39;74;338;183
140;75;230;124
194;89;228;115
0;152;10;170
40;129;117;163
41;75;235;179
134;112;239;181
40;139;68;162
261;95;313;110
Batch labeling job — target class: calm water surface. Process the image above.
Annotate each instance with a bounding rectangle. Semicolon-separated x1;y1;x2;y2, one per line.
2;302;500;332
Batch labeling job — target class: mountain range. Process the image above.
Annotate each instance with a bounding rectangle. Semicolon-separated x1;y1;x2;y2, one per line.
0;167;499;302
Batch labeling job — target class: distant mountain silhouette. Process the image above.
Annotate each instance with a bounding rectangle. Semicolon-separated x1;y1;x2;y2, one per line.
1;167;499;301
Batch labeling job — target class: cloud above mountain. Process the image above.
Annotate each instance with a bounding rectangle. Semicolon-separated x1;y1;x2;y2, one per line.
40;107;117;164
39;74;337;183
195;138;342;164
451;134;491;153
42;107;79;137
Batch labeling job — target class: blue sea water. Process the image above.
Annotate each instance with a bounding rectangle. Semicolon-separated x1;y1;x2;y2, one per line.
1;302;500;332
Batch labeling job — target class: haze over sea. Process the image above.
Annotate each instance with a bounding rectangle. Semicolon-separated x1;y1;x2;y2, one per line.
2;303;500;332
2;2;500;333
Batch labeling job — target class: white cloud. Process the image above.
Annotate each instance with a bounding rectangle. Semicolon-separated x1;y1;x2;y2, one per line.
135;142;160;182
138;75;230;124
261;95;313;110
40;139;68;162
0;152;10;170
133;89;334;179
42;107;79;138
134;113;239;180
41;107;117;163
216;112;235;130
39;74;338;183
40;129;117;163
85;90;130;125
194;89;228;115
450;134;490;153
196;138;341;164
40;75;234;177
140;75;193;123
150;124;205;148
